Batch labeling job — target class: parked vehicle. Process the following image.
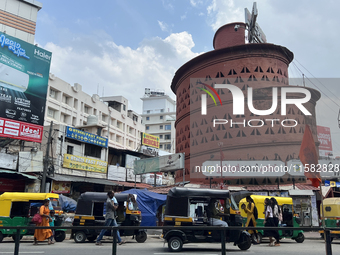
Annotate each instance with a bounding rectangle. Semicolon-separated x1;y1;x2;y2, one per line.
162;187;252;252
319;197;340;241
239;195;304;243
0;192;66;242
71;192;147;243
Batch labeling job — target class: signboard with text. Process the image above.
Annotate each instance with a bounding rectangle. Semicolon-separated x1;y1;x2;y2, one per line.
141;132;160;148
62;154;107;173
66;126;108;148
317;125;333;157
0;32;52;142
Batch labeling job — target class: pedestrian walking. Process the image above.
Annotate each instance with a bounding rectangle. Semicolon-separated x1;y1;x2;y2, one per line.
33;199;53;245
271;197;281;246
263;198;275;246
96;191;125;245
241;195;259;244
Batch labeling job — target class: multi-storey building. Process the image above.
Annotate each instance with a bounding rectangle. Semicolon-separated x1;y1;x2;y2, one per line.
46;74;145;151
0;0;42;44
141;88;176;153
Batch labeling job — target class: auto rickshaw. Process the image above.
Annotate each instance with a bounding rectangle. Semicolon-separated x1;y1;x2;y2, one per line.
162;187;252;252
319;197;340;241
71;192;147;243
239;195;304;243
0;192;66;242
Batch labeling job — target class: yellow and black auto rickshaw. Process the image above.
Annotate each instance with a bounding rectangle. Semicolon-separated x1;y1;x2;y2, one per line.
239;195;304;243
319;197;340;241
163;187;252;252
71;192;146;243
0;192;66;242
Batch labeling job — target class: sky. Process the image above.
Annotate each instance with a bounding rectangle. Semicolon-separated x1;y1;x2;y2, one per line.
34;0;340;156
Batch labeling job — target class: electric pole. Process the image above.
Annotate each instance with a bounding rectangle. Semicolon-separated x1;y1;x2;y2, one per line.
41;121;53;193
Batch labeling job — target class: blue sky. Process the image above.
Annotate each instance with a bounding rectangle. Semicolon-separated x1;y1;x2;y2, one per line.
35;0;340;155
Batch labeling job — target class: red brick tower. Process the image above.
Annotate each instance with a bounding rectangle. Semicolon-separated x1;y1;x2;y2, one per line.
171;22;320;185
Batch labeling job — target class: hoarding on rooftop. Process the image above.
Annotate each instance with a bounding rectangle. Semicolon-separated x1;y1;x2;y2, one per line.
0;32;52;143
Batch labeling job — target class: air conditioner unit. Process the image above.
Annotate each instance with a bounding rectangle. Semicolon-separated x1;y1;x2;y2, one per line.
0;63;29;92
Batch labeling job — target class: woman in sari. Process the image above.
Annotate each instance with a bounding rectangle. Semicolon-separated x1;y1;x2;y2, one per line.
33;199;53;245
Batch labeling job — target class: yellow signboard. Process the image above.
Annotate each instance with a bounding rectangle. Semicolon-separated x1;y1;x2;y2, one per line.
63;154;107;173
142;133;160;148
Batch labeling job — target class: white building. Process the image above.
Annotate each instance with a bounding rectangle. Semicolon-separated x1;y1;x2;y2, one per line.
141;88;176;153
46;74;145;151
0;0;42;44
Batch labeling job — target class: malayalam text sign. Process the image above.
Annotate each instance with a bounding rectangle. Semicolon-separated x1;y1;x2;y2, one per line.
63;154;107;173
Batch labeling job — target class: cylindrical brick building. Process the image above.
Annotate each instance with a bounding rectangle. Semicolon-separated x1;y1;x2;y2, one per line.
171;23;321;185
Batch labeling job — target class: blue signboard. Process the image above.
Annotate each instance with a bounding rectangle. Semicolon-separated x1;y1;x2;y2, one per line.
325;180;340;188
66;126;108;148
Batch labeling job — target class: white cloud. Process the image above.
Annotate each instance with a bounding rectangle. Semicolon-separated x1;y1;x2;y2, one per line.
190;0;203;7
207;0;245;31
158;20;168;32
44;31;200;113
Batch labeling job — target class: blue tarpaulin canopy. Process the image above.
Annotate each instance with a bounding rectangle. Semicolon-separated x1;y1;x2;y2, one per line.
121;189;166;226
58;194;77;212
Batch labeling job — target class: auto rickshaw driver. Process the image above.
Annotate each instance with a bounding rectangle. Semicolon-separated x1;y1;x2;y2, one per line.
208;198;229;227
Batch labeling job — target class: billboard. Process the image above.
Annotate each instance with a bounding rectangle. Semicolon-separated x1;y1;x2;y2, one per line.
133;153;185;175
62;154;107;173
141;133;160;148
66;126;108;148
0;33;52;143
317;125;333;157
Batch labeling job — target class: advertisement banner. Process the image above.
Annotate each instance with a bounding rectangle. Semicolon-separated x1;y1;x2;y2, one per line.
0;152;18;170
141;133;160;148
51;181;71;194
62;154;107;173
133;153;185;175
143;173;162;186
66;126;108;148
317;125;333;157
0;33;52;142
18;151;43;172
125;154;140;169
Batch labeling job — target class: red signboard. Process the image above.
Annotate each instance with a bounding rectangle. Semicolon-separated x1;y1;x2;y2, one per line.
317;125;333;153
0;117;43;143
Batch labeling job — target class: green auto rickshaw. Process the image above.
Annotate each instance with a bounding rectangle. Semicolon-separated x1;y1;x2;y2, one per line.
0;192;66;242
319;197;340;241
239;195;304;243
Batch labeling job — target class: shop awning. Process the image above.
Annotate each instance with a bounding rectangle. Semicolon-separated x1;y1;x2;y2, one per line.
0;169;38;180
288;190;315;196
50;174;118;186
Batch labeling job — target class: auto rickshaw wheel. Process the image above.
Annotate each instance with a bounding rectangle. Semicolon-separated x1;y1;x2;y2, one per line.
0;232;4;243
237;233;252;250
12;234;23;242
135;231;147;243
252;232;262;244
168;236;183;252
295;233;305;243
87;235;97;242
74;231;87;243
54;231;66;242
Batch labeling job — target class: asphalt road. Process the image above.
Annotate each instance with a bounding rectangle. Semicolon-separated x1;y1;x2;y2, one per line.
0;234;339;255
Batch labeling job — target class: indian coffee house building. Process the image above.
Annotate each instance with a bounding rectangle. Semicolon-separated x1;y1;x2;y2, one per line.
171;21;321;187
